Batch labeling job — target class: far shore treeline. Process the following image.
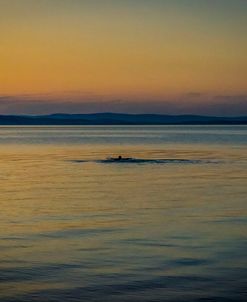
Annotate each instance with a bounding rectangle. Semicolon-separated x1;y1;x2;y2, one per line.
0;113;246;125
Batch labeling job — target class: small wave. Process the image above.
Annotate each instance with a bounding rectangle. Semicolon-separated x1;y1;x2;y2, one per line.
70;158;215;165
97;158;202;164
71;160;88;163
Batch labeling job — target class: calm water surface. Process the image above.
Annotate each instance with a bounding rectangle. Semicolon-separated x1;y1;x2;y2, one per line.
0;126;246;302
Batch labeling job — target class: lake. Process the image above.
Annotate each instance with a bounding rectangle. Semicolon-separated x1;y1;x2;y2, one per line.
0;125;246;302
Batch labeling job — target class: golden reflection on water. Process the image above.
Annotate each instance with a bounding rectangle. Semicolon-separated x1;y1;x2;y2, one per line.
0;142;246;301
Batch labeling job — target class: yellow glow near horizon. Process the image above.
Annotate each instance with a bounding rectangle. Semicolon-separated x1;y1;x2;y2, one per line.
0;0;246;100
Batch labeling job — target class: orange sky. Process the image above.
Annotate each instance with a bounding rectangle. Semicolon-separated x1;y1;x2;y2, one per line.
0;0;246;114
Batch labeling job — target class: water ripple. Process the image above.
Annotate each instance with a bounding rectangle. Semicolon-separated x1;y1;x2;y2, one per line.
70;158;216;165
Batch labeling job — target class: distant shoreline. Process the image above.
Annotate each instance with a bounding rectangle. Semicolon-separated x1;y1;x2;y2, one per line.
0;113;246;125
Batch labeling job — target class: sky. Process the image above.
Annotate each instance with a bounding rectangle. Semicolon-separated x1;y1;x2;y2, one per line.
0;0;246;115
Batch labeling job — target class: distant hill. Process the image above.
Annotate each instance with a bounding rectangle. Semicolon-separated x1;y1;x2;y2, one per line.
0;113;246;125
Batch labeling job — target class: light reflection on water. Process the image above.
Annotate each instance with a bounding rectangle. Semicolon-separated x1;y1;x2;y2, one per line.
0;126;246;301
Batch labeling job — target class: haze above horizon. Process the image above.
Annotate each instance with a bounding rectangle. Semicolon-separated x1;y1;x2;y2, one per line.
0;0;246;115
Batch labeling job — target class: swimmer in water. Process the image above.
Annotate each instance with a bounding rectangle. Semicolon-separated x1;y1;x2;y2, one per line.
108;155;132;161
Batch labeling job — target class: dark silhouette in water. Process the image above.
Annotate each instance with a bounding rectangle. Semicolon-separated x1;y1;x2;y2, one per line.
112;155;132;161
71;158;214;164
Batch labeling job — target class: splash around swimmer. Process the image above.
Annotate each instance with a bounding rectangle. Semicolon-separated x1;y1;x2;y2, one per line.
110;155;132;161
